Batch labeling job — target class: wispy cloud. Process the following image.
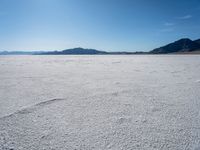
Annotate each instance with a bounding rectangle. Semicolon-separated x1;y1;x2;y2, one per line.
178;15;192;20
164;22;175;26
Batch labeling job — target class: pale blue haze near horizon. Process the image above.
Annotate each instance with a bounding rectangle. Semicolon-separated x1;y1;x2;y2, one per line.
0;0;200;51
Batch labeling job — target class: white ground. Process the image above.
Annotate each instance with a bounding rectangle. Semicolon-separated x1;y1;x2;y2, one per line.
0;55;200;150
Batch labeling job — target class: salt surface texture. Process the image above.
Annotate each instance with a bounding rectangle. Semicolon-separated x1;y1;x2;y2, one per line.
0;55;200;149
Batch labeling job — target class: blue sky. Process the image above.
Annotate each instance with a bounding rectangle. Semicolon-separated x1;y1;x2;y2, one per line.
0;0;200;51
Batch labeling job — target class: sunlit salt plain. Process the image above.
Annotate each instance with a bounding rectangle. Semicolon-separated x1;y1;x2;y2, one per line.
0;55;200;150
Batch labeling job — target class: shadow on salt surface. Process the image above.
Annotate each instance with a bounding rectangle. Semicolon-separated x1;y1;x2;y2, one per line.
0;98;65;120
196;80;200;83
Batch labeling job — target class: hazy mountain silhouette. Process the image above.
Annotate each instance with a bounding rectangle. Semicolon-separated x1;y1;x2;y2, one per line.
39;47;144;55
41;48;108;55
150;38;200;54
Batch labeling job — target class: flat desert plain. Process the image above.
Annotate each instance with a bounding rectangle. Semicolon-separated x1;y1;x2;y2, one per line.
0;55;200;150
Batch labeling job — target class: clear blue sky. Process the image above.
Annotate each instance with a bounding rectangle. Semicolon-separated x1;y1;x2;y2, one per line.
0;0;200;51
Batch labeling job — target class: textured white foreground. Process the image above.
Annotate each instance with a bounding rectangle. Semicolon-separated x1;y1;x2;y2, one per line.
0;55;200;150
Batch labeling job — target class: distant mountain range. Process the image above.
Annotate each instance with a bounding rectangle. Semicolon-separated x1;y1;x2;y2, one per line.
40;48;108;55
0;48;145;55
150;38;200;54
39;47;145;55
1;38;200;55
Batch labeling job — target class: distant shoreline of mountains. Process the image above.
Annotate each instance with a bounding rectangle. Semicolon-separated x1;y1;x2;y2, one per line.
1;38;200;55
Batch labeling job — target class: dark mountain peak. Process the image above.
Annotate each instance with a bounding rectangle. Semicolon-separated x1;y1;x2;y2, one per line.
174;38;193;44
150;38;200;54
177;38;191;41
63;47;85;51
